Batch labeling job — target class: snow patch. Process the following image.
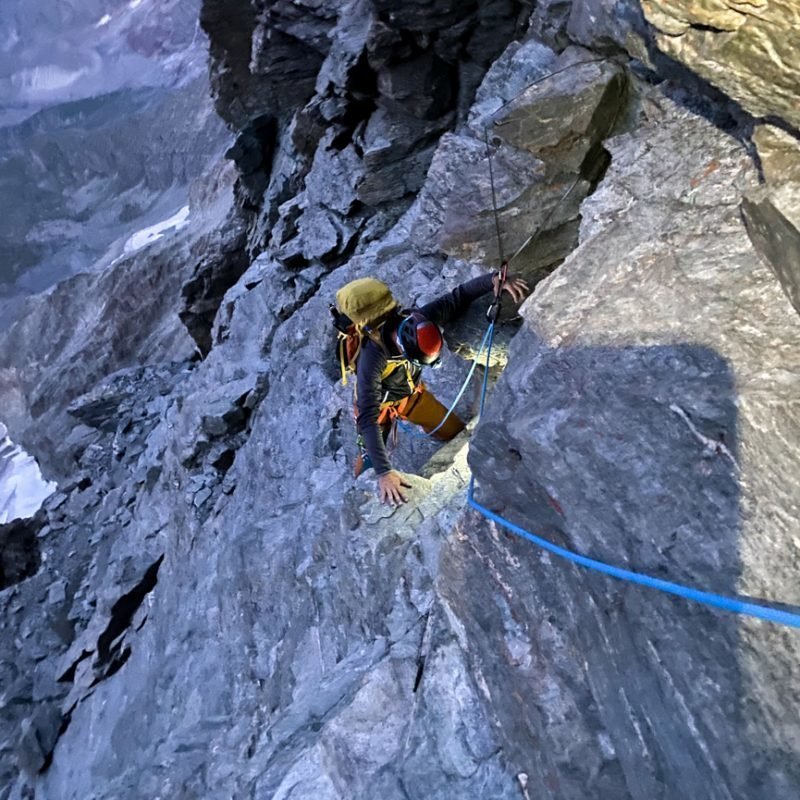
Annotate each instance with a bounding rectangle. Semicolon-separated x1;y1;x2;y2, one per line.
1;28;21;53
16;64;89;93
130;0;144;7
96;14;113;28
123;205;191;254
0;422;57;525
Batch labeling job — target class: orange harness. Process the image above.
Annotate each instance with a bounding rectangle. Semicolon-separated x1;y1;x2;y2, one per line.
377;381;424;424
352;380;425;459
376;382;425;447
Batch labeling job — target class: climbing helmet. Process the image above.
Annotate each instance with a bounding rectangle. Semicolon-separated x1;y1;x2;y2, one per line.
397;311;443;367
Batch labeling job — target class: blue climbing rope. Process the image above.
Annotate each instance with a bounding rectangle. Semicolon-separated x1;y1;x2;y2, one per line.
467;321;800;629
460;59;800;628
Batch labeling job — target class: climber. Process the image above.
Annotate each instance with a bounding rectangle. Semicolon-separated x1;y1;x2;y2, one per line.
336;271;528;506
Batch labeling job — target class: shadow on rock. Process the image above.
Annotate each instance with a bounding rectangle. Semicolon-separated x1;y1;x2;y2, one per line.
440;334;800;798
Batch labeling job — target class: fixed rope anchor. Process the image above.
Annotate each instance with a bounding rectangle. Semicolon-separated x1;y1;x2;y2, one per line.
482;124;511;326
486;260;508;323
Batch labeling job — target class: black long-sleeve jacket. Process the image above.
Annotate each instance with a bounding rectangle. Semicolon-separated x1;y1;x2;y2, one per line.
356;273;495;475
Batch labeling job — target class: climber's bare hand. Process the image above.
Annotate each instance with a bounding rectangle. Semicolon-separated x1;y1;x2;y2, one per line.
503;275;529;303
492;272;529;304
378;471;411;505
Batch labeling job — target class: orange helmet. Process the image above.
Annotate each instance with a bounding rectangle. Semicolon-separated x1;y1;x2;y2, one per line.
397;311;443;367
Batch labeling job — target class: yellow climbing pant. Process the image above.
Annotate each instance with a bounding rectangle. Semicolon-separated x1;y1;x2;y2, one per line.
378;382;465;442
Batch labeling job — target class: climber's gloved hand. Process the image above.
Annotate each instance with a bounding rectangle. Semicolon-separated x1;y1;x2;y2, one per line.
492;272;529;304
378;470;411;506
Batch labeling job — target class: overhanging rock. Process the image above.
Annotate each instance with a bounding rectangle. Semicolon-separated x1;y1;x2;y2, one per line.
492;49;627;177
640;0;800;130
421;45;628;275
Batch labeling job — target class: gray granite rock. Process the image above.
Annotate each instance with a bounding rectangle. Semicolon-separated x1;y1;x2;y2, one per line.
468;92;800;798
3;4;800;800
468;37;559;125
15;706;61;777
753;125;800;185
568;0;646;58
0;512;43;590
412;122;587;269
199;0;533;292
742;182;800;321
412;44;629;273
492;50;626;175
528;0;574;49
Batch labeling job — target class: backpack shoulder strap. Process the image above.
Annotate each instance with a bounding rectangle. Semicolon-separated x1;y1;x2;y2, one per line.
339;324;390;387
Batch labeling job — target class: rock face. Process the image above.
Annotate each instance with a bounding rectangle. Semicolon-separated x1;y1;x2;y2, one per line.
0;513;43;590
567;0;800;138
0;0;230;335
429;44;626;271
1;2;800;800
186;0;534;350
742;181;800;319
0;157;240;478
640;0;800;129
468;89;800;797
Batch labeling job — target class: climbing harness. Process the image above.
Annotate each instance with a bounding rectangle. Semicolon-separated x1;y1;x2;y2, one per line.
397;324;493;441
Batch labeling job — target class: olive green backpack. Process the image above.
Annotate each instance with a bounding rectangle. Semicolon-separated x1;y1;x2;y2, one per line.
330;278;400;386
